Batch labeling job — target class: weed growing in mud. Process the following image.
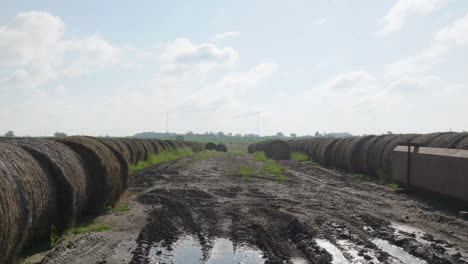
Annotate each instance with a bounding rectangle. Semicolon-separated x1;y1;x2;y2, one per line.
377;168;392;184
130;147;193;173
291;152;309;161
194;150;217;160
237;165;254;176
387;183;399;189
253;151;291;182
304;160;319;165
352;173;371;180
49;225;62;247
106;205;130;212
70;219;111;234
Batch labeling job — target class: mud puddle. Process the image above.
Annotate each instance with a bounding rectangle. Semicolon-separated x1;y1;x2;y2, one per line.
373;239;426;264
149;235;265;263
315;239;348;264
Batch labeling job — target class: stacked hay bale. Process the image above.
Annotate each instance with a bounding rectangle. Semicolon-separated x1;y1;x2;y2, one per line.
54;137;122;212
342;136;374;172
0;143;59;263
216;143;228;152
205;142;217;150
314;138;341;167
378;134;419;176
6;139;88;228
97;138;130;192
366;135;400;176
248;140;291;160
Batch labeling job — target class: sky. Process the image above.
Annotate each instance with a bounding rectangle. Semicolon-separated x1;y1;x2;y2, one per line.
1;0;468;137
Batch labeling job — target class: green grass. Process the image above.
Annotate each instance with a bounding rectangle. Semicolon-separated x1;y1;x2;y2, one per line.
106;205;130;212
377;168;392;184
252;151;268;161
304;160;319;165
387;183;399;189
352;173;370;179
69;219;110;234
291;152;309;162
194;150;218;160
252;151;290;182
237;165;254;176
49;225;61;247
129;147;193;173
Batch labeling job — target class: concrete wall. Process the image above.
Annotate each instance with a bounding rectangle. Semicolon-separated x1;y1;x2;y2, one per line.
392;146;468;204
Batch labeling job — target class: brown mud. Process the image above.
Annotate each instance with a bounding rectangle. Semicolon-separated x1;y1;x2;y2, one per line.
25;153;468;264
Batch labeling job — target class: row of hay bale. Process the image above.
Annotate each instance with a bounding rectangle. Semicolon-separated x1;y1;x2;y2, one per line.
0;136;204;263
286;132;468;177
248;140;291;160
204;142;228;152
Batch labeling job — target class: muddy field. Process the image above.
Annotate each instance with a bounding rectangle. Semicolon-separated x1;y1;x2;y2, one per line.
26;152;468;264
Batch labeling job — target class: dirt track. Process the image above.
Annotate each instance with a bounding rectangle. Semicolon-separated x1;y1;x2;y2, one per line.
30;152;468;264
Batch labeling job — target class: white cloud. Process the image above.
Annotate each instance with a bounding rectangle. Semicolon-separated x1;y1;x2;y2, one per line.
380;0;447;35
315;17;328;26
62;35;122;77
212;31;240;41
435;12;468;45
385;44;449;76
159;38;239;76
0;11;138;91
315;70;374;92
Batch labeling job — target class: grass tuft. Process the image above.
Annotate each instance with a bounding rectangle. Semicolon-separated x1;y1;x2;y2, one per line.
291;152;309;162
238;165;254;176
252;151;290;181
387;183;399;189
69;219;110;234
130;147;193;173
49;225;61;248
106;205;130;212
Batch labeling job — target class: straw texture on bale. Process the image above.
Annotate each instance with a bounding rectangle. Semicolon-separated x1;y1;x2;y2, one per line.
342;136;374;172
115;139;138;165
411;132;451;146
329;138;349;169
54;137;122;212
164;140;178;150
379;134;419;174
366;135;399;176
130;139;147;162
138;139;157;157
205;142;217;150
99;138;132;165
314;138;340;166
453;134;468;150
249;140;291;160
425;132;465;148
0;143;58;263
147;139;162;154
7;138;88;228
305;138;323;159
97;139;130;193
216;143;228;152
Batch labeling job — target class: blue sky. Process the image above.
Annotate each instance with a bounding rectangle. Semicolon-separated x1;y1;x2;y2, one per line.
1;0;468;136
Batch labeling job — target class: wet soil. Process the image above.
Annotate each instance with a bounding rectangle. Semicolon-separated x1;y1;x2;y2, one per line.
26;153;468;264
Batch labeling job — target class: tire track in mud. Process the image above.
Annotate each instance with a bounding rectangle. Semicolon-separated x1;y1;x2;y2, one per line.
128;153;468;264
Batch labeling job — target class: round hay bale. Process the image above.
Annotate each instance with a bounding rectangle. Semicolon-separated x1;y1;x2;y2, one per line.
379;134;419;175
353;136;378;174
411;132;451;146
7;138;88;228
115;139;138;165
314;138;340;166
205;142;217;150
426;132;466;148
96;138;130;193
304;138;322;160
147;139;162;154
366;135;400;176
128;139;146;162
453;134;468;150
342;136;375;172
98;138;132;165
157;140;171;151
164;140;178;150
216;143;228;152
133;139;151;160
54;136;122;212
330;138;352;169
248;140;291;160
0;143;58;262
